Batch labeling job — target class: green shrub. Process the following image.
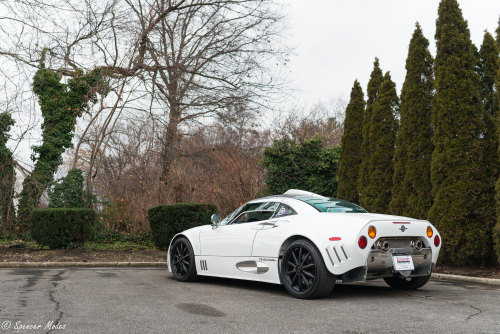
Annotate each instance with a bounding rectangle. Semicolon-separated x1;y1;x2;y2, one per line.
48;169;88;208
30;208;97;249
148;203;218;250
263;137;340;197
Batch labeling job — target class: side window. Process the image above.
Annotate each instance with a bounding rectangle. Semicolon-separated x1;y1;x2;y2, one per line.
229;202;279;224
274;204;296;218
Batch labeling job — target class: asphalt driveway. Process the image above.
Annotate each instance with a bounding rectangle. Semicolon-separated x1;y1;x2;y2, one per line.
0;268;498;333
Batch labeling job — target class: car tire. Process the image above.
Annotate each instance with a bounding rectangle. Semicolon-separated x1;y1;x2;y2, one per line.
170;237;198;282
281;239;336;299
383;274;431;290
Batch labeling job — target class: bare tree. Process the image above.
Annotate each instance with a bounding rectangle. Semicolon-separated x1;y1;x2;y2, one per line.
0;0;286;203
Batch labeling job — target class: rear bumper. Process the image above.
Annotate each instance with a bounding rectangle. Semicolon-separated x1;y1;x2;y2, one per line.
340;247;433;283
366;247;432;278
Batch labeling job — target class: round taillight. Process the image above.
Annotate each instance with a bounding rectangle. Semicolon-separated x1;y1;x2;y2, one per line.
368;225;376;239
358;236;367;249
427;226;433;238
434;235;440;247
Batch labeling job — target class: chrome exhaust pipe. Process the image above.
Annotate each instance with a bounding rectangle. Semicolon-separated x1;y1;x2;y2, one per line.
375;240;390;252
411;239;423;251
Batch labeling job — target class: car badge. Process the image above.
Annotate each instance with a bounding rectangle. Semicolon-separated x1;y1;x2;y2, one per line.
399;225;407;232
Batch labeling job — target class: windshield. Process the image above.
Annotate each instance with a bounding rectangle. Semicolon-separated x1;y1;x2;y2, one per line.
295;196;367;213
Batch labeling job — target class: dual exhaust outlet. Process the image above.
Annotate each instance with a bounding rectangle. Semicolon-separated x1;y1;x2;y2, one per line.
374;239;423;252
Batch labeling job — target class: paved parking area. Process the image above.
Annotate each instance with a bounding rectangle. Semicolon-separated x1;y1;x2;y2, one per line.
0;268;499;333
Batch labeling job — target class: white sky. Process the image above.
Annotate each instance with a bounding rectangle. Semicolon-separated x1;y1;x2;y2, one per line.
282;0;500;105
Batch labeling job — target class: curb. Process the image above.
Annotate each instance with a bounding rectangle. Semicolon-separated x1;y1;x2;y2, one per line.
0;262;167;268
431;273;500;286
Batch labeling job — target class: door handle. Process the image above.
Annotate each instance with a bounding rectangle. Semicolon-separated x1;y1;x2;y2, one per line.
259;222;277;226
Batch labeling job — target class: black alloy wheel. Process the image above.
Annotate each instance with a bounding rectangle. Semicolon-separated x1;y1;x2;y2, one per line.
170;237;197;282
281;239;335;299
285;245;317;292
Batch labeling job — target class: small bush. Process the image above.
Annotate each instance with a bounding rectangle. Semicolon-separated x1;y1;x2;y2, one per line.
148;203;218;250
30;208;97;249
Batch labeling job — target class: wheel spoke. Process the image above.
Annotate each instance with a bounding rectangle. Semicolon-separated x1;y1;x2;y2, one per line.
286;270;295;275
182;259;190;266
181;262;187;274
301;274;310;288
298;247;303;264
291;272;299;285
303;270;315;279
302;263;315;269
286;260;296;268
301;252;310;265
291;249;299;265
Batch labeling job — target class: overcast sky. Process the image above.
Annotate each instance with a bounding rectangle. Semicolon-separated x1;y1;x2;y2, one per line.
282;0;500;106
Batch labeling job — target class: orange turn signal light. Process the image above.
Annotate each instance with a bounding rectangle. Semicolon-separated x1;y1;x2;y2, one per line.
368;225;376;239
427;226;433;238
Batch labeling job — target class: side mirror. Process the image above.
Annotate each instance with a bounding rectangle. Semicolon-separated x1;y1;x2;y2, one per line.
211;214;221;228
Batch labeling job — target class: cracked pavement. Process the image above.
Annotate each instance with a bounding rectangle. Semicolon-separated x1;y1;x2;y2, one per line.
0;268;498;333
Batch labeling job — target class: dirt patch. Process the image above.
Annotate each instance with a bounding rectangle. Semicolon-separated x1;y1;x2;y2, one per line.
433;264;500;279
0;248;168;263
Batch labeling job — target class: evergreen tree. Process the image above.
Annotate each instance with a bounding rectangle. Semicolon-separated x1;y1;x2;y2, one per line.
337;80;365;203
478;32;499;263
389;24;434;219
358;58;383;208
363;72;399;212
429;0;491;265
496;17;500;48
494;17;500;261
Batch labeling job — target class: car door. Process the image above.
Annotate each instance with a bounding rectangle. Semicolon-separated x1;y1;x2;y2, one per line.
198;202;279;277
199;202;280;256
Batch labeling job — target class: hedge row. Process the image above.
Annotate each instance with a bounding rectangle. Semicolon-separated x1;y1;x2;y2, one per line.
148;203;218;250
30;208;97;249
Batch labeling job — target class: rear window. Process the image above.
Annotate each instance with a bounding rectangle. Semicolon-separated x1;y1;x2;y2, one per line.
296;196;367;213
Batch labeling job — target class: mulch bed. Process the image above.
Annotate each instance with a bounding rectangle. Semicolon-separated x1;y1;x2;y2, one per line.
0;248;168;263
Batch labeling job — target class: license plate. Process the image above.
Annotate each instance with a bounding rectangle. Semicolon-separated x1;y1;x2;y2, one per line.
393;255;414;271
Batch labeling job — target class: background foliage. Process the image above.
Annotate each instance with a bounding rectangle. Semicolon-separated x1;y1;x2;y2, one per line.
17;56;104;230
148;203;218;250
263;137;340;197
0;112;15;231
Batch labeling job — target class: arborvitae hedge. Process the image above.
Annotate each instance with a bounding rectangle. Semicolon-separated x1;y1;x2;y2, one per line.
389;24;434;219
263;137;340;197
494;17;500;261
337;81;365;204
0;113;15;231
358;59;383;208
30;208;97;249
362;72;399;213
148;203;218;250
429;0;491;265
479;32;499;263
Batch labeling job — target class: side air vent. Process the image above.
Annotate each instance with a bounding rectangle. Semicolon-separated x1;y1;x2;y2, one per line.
200;260;208;271
326;246;349;266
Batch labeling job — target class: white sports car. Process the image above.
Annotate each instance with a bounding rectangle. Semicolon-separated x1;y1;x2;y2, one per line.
167;189;441;299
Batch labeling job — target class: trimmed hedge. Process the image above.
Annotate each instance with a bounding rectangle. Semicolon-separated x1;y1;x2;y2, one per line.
148;203;218;250
30;208;97;249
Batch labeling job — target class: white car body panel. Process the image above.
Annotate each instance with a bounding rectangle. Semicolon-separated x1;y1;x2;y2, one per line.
167;190;442;285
